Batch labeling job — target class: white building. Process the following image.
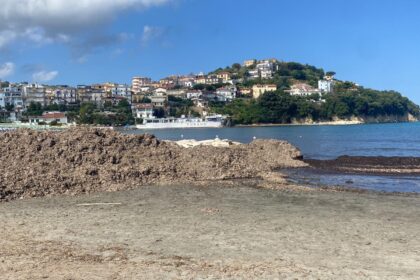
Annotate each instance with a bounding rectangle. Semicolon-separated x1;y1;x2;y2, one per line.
186;90;203;99
248;59;276;80
256;60;274;79
286;83;321;96
154;88;167;96
132;77;152;93
29;111;68;125
150;96;167;107
46;86;77;106
248;69;260;79
216;86;237;102
110;84;132;101
179;76;195;88
134;104;155;119
166;89;186;97
0;85;24;109
318;79;334;93
205;75;222;85
23;83;46;108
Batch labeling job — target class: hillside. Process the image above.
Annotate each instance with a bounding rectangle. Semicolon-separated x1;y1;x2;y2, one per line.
210;60;420;125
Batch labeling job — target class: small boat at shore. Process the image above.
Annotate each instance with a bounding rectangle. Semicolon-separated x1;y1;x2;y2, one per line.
136;115;226;129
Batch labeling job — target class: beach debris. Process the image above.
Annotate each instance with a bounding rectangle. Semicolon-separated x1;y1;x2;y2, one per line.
172;138;241;148
0;128;306;201
200;208;221;215
76;203;123;206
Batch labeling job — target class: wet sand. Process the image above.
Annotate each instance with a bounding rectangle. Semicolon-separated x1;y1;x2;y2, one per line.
305;156;420;175
1;184;419;279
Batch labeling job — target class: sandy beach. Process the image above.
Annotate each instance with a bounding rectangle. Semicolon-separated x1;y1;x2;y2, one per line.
1;184;419;279
1;129;420;279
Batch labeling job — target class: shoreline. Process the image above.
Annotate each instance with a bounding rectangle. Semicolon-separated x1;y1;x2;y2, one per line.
236;119;418;128
1;119;418;130
1;128;420;202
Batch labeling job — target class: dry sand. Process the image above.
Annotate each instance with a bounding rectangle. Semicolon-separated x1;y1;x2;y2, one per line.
1;184;419;279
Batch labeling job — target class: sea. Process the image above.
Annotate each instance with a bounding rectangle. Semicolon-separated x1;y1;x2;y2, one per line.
125;122;420;193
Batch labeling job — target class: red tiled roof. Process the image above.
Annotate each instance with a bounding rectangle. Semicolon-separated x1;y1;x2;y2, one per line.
135;104;154;109
41;112;66;119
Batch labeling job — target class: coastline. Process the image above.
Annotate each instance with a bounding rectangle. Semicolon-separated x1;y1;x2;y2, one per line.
235;120;363;127
1;117;418;130
236;119;419;128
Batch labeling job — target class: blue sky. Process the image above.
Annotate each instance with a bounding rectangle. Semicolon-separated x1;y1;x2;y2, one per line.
0;0;420;103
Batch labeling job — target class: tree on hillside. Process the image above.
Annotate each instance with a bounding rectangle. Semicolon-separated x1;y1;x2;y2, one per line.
78;103;96;124
232;63;241;71
258;91;297;123
27;102;43;116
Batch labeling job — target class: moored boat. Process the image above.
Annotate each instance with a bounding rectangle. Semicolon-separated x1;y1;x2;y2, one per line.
136;115;226;129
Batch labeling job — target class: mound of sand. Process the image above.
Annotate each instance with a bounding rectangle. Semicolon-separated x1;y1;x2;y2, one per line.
0;128;306;201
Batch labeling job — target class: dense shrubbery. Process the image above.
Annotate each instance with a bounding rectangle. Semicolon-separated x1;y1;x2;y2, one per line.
78;99;134;126
167;95;199;117
26;99;134;126
215;61;326;90
211;89;420;125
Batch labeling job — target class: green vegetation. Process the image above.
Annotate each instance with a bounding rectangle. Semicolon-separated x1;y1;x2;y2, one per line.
25;100;134;126
168;96;199;117
193;83;229;91
25;102;72;116
0;81;10;88
212;60;325;90
209;60;419;124
78;99;134;126
211;89;420;125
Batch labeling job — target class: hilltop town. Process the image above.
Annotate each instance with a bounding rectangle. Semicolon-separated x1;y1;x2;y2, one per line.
0;58;418;126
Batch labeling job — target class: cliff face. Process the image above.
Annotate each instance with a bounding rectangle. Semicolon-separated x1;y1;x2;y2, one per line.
291;113;418;125
358;113;418;123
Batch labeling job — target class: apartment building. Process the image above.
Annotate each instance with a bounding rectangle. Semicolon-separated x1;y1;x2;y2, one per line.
252;84;277;99
132;76;152;93
22;83;47;107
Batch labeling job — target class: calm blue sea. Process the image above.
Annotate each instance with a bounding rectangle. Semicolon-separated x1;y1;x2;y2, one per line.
124;122;420;193
125;122;420;160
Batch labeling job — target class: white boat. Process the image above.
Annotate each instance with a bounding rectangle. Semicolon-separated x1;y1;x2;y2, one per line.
136;115;226;129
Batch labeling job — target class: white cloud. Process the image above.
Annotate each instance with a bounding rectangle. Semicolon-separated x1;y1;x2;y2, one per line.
0;31;18;48
141;25;168;46
0;0;173;50
0;62;15;79
32;70;58;82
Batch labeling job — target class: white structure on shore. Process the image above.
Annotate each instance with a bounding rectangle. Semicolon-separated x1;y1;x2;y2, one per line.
29;111;68;125
286;83;321;96
137;115;226;129
318;79;334;93
134;104;155;119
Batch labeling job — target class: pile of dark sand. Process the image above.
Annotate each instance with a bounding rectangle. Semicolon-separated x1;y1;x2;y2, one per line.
0;128;305;201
